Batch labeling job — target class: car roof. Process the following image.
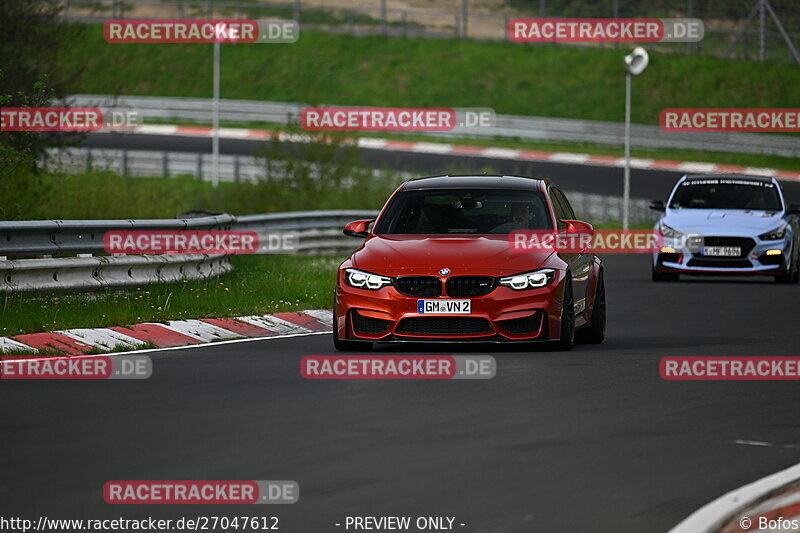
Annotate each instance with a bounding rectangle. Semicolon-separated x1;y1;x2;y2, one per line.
401;175;546;191
681;174;775;184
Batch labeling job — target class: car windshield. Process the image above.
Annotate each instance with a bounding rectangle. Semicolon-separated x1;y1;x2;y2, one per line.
374;188;553;234
669;178;782;211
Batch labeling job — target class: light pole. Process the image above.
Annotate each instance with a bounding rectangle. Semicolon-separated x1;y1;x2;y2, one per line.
209;0;220;188
622;47;648;230
212;39;220;189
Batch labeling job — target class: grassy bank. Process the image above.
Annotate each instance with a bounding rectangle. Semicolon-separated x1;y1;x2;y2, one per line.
0;162;400;221
59;26;800;125
0;254;342;337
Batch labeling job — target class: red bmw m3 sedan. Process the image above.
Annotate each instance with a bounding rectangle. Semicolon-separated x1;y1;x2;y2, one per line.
333;175;606;351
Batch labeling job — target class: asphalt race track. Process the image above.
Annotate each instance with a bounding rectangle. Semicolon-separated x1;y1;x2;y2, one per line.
2;254;799;532
79;131;800;202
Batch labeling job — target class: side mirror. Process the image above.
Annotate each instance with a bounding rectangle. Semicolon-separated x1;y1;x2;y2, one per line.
560;220;594;233
343;219;374;238
559;220;594;253
787;203;800;216
649;200;666;211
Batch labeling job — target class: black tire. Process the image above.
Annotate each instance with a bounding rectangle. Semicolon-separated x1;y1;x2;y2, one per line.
332;308;373;352
333;335;372;352
774;243;795;284
553;277;575;351
652;264;679;282
577;270;606;344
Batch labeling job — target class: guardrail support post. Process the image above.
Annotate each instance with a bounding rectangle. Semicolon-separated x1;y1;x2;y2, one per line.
622;71;631;230
234;155;240;182
120;150;128;177
197;153;203;180
86;148;92;173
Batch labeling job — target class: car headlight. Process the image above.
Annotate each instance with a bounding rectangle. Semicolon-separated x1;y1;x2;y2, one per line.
344;268;392;290
759;224;787;241
659;220;683;238
499;269;556;290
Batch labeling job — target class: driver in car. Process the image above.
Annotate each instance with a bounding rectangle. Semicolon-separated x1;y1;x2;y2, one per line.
490;202;535;233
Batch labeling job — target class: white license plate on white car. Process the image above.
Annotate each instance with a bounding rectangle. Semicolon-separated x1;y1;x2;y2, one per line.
417;299;471;314
703;246;741;257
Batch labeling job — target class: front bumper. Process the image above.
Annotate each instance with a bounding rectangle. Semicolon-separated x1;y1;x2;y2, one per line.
335;272;565;343
652;234;790;275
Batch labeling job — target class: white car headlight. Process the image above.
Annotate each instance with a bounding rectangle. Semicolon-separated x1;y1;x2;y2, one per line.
499;269;556;290
659;220;684;238
345;268;392;290
759;224;787;241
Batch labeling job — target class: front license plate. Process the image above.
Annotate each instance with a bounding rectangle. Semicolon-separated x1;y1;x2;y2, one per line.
417;299;471;314
703;246;741;257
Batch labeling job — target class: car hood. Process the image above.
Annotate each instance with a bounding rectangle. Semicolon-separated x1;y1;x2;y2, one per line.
662;208;784;233
352;234;554;276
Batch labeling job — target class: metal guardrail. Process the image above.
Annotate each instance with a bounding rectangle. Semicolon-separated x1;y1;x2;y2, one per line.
0;214;236;257
42;146;408;184
70;95;800;158
0;210;377;292
1;254;233;292
0;203;655;292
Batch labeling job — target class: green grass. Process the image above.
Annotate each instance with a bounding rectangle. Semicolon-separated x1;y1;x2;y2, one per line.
59;25;800;126
0;254;343;337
